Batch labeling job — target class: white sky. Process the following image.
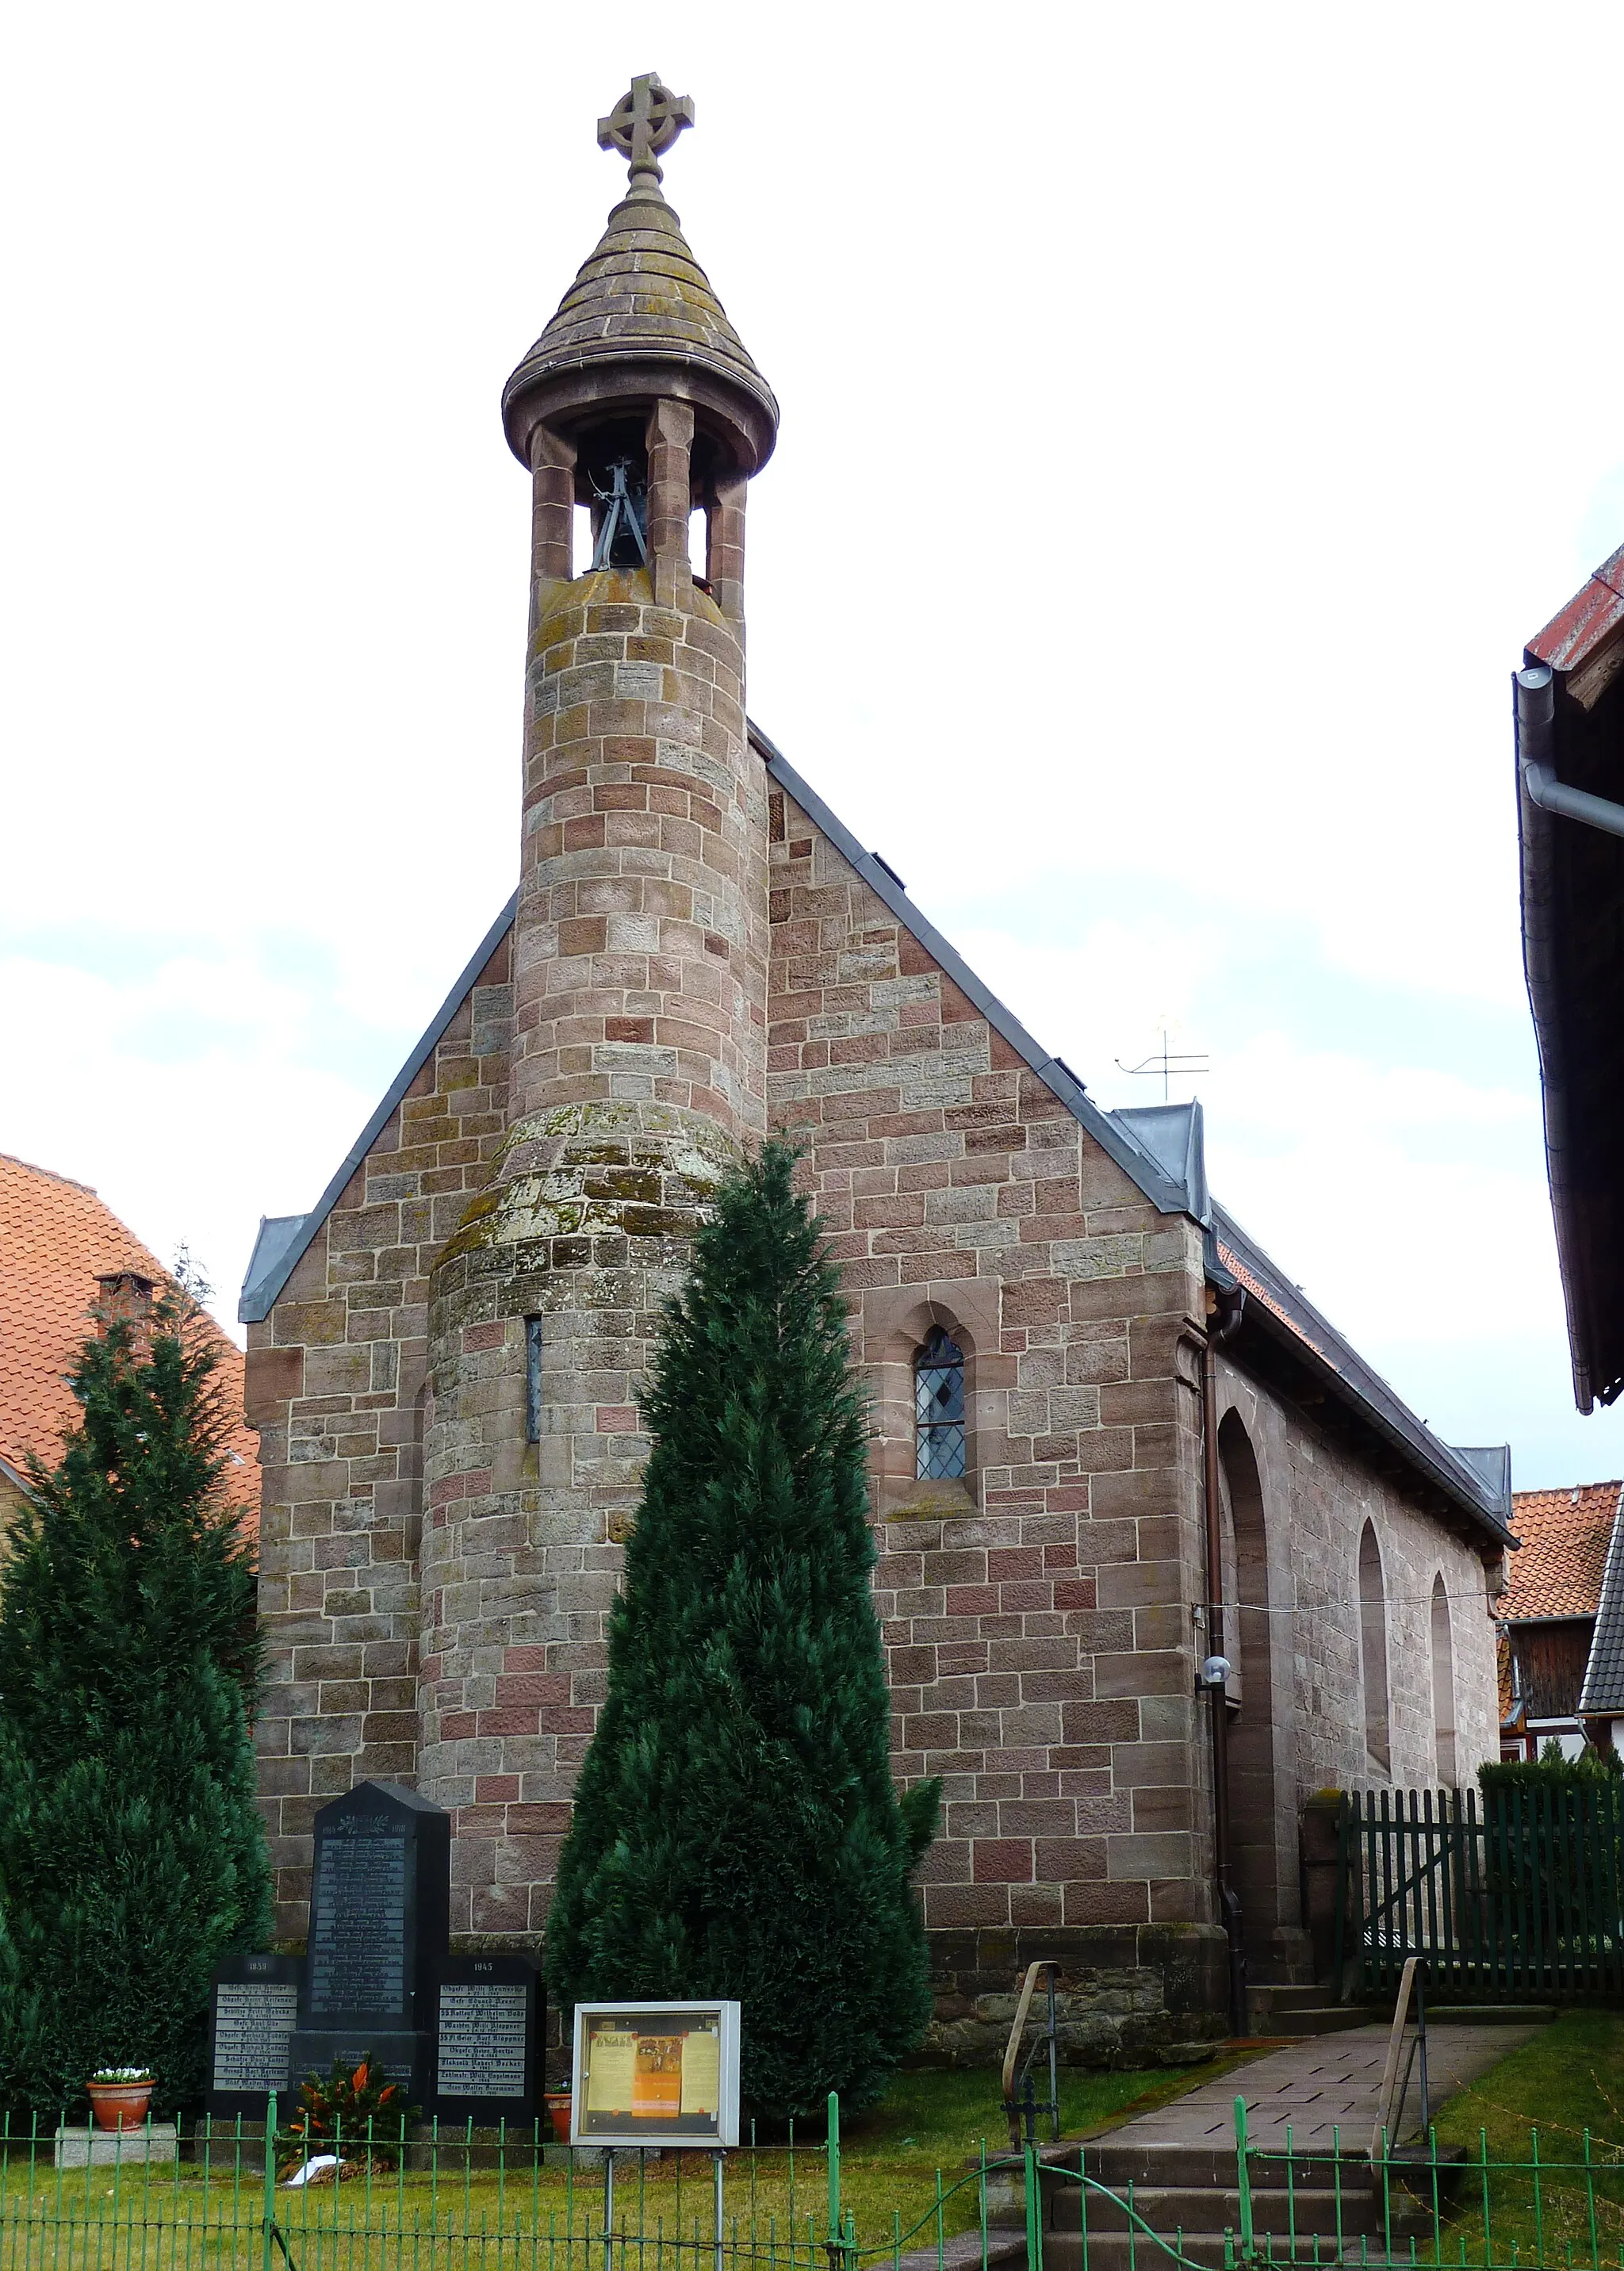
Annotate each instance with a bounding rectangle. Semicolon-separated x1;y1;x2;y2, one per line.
2;2;1622;1490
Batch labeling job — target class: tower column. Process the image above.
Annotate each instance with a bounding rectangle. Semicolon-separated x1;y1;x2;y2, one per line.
416;74;780;1940
645;397;695;609
530;424;576;595
707;474;747;623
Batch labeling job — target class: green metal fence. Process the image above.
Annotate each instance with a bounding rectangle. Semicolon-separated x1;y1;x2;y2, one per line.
1234;2094;1624;2269
0;2093;1009;2271
9;2087;1624;2271
1337;1787;1624;1998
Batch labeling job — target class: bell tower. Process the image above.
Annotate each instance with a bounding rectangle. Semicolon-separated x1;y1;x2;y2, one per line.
419;79;779;1936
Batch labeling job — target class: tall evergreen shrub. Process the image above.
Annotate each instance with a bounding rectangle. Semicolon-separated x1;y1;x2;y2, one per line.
0;1273;270;2115
546;1143;939;2117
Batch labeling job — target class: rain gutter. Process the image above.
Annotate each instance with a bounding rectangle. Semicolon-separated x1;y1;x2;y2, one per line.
1515;665;1598;1411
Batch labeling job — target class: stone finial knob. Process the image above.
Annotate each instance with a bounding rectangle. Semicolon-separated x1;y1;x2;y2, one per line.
597;73;695;192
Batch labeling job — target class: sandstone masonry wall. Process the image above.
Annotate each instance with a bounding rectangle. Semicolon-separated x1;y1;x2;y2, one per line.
246;937;511;1939
766;784;1220;1951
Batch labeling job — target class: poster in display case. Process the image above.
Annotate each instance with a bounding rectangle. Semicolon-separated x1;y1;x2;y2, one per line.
570;2000;741;2147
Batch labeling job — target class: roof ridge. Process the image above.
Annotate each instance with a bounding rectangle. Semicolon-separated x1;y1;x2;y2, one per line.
0;1151;98;1196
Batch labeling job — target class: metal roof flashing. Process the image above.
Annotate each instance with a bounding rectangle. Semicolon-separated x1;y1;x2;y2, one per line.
749;723;1199;1224
236;894;518;1324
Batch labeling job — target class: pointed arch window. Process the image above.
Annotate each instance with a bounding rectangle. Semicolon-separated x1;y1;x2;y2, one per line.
1358;1522;1392;1775
914;1327;966;1480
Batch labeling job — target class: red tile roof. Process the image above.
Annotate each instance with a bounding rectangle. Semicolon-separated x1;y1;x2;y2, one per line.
1502;1480;1623;1622
1526;542;1624;676
0;1153;258;1519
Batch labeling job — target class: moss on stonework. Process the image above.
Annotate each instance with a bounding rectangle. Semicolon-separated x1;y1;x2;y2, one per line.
434;1102;737;1270
532;565;729;658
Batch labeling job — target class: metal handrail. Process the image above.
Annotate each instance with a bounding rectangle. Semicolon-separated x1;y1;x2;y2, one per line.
1369;1954;1430;2165
1001;1960;1060;2150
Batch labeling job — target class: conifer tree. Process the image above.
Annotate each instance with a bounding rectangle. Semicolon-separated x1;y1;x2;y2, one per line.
0;1270;270;2115
546;1143;939;2118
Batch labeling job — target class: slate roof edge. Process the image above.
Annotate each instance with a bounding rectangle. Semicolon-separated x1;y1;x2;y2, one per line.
237;895;519;1324
1578;1484;1624;1717
1211;1199;1515;1544
749;722;1200;1222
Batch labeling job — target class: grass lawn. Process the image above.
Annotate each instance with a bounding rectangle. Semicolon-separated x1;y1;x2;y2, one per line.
0;2061;1232;2269
1420;2010;1624;2266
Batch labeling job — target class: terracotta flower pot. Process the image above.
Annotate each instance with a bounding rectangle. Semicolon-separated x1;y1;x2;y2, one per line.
544;2091;573;2143
86;2081;155;2131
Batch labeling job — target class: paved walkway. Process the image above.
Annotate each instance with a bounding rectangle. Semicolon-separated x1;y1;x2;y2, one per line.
1113;2022;1544;2154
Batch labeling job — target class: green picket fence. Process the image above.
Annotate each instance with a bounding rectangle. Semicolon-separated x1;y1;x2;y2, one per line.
1336;1787;1624;1999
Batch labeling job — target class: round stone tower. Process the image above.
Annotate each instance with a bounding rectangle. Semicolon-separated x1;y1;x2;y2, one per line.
419;77;778;1938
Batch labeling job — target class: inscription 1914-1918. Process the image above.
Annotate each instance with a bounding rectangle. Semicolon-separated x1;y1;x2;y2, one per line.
285;1782;452;2112
308;1824;407;2017
207;1953;303;2120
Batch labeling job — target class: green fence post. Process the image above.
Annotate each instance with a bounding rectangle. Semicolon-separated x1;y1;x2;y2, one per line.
1022;2140;1042;2271
263;2091;278;2271
825;2093;841;2271
1233;2097;1253;2265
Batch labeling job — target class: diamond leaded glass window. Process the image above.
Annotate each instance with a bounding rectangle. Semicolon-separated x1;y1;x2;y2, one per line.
914;1327;966;1480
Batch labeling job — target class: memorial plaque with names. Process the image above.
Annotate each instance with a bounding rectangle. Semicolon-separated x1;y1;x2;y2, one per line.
207;1952;302;2119
431;1955;542;2124
285;1781;450;2110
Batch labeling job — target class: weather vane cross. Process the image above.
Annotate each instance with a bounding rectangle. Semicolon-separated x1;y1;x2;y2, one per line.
598;73;695;188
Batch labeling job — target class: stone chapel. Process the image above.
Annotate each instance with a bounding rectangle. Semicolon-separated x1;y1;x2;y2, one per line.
240;79;1515;2055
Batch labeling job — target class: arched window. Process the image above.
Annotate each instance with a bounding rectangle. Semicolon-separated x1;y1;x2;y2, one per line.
1431;1573;1457;1787
914;1327;965;1480
1358;1522;1391;1774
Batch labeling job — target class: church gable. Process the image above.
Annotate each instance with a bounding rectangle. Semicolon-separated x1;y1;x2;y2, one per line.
243;922;512;1924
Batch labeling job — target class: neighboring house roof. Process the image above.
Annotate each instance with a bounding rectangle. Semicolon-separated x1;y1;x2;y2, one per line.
240;725;1511;1544
1518;543;1624;1411
1579;1491;1624;1719
1500;1480;1623;1622
0;1152;258;1511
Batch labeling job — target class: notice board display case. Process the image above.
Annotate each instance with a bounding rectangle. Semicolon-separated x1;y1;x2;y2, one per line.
570;2001;741;2147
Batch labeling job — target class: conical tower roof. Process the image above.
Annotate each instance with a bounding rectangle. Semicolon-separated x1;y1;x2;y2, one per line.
502;182;779;476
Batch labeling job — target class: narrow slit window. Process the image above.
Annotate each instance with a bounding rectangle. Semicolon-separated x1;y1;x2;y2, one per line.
526;1316;543;1444
914;1327;966;1480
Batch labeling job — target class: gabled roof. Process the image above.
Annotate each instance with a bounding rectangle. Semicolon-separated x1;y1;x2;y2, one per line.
1502;1480;1623;1623
1578;1490;1624;1718
240;725;1511;1541
0;1151;257;1503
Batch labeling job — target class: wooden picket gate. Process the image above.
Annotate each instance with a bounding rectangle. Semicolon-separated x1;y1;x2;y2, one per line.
1335;1783;1624;1999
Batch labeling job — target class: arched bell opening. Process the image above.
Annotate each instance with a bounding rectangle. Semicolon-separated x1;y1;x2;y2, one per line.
575;416;651;569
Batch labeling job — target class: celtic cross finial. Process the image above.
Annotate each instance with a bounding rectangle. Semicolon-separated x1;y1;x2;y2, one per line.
597;73;695;192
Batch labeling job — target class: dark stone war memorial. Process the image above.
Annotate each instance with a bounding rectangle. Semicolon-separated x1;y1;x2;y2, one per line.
286;1782;450;2107
209;1781;540;2122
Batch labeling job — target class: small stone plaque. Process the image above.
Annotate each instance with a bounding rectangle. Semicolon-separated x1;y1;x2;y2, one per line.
432;1955;542;2124
208;1953;302;2119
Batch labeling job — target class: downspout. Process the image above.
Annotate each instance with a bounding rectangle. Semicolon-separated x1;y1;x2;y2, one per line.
1518;663;1624;839
1202;1284;1247;2035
